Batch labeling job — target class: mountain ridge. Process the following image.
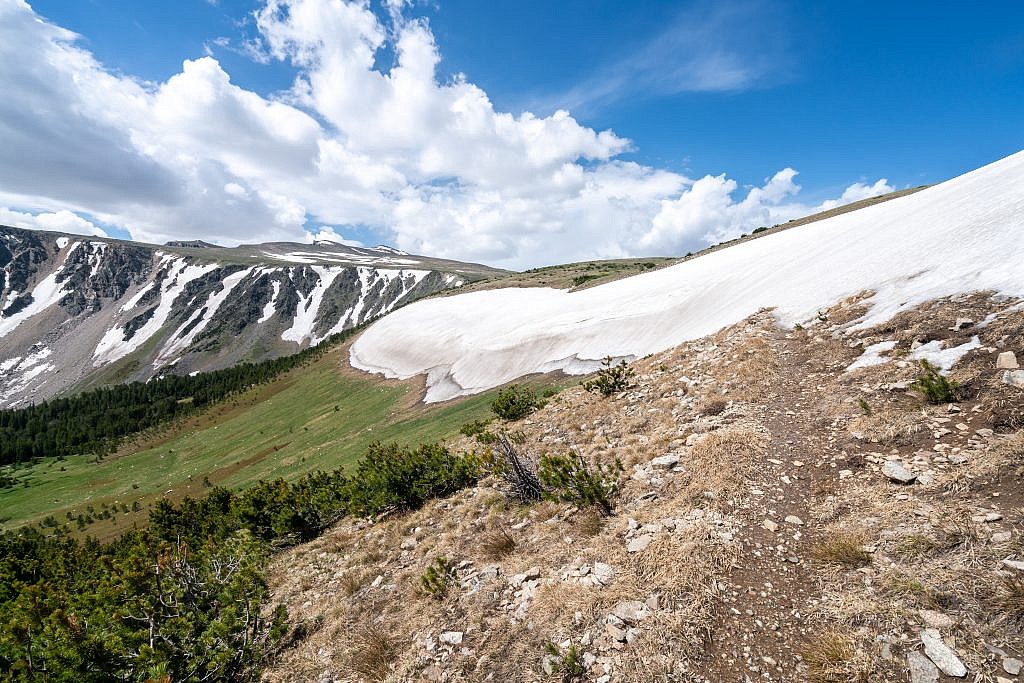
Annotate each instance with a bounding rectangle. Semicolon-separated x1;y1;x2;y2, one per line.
0;226;504;408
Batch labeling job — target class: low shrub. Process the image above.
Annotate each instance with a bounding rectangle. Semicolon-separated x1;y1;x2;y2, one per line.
459;419;491;437
419;556;457;598
491;384;544;421
582;357;635;397
544;642;586;681
538;452;622;516
344;442;480;517
909;360;960;403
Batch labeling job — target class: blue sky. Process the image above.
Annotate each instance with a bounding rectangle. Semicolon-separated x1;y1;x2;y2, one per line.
4;0;1023;267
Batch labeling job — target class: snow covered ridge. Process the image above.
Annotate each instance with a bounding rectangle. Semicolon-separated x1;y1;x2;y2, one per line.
351;150;1024;403
0;228;474;407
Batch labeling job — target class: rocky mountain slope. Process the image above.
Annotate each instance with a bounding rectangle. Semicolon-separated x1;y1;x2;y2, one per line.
351;151;1024;402
266;292;1024;683
0;227;503;407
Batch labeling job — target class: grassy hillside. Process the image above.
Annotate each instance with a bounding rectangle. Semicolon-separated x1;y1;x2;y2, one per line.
0;342;560;536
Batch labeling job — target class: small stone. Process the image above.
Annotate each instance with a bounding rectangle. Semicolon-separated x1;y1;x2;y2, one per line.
992;531;1012;543
439;631;463;646
882;460;917;484
400;537;417;550
650;454;680;469
1003;658;1023;675
510;567;542;587
612;600;650;623
1003;558;1024;572
1003;369;1024;389
996;351;1020;370
920;632;968;677
953;318;974;330
592;562;615;586
907;651;939;683
918;610;955;629
627;535;652;553
784;515;803;526
606;623;627;642
985;512;1004;522
762;519;779;533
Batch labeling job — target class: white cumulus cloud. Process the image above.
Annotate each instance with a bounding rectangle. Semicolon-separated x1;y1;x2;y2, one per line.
0;207;108;237
0;0;895;269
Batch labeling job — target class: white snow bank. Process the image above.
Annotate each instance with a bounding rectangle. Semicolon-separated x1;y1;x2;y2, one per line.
846;341;898;371
909;336;982;372
155;267;253;366
351;150;1024;403
281;266;343;345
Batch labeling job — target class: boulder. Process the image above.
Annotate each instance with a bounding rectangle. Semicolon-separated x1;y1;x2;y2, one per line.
920;632;967;677
882;460;917;484
996;351;1019;369
907;651;939;683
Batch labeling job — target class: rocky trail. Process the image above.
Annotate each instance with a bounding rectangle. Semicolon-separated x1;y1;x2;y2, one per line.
265;294;1024;682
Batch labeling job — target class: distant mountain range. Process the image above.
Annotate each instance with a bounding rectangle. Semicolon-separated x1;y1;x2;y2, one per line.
0;227;505;407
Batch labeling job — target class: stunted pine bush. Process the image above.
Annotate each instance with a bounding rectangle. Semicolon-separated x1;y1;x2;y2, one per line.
909;360;960;403
582;356;635;397
344;442;479;517
538;452;622;516
491;384;544;420
419;556;457;598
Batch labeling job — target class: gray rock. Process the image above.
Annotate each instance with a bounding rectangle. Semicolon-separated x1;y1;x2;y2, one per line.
611;600;650;624
439;631;463;646
649;454;680;469
882;460;917;484
1004;657;1023;675
626;535;652;553
997;351;1020;370
907;651;939;683
1003;370;1024;389
921;632;967;677
592;562;615;586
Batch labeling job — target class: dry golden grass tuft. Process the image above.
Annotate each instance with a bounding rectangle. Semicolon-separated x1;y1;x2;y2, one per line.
686;424;769;503
849;410;927;447
479;528;516;560
803;630;866;683
346;622;399;682
810;531;873;568
995;575;1024;627
574;509;605;537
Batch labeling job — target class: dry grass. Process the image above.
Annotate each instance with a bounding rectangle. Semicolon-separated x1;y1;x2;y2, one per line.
339;570;363;597
849;411;926;447
479;528;516;560
574;509;605;537
686;424;769;503
803;630;862;683
810;532;872;568
346;623;399;682
995;575;1024;627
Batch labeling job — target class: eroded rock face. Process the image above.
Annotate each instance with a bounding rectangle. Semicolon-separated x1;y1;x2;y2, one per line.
0;226;482;406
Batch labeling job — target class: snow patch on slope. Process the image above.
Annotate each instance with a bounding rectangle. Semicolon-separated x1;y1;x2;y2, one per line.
281;266;343;345
93;259;218;365
351;151;1024;403
0;242;81;338
155;267;254;367
258;279;282;324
